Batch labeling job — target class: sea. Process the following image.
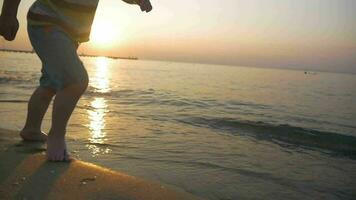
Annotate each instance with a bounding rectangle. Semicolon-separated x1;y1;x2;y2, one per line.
0;51;356;200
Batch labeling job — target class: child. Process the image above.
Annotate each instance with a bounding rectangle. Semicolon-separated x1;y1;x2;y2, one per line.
0;0;152;161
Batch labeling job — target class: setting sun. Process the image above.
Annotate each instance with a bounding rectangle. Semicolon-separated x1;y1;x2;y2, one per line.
90;21;121;47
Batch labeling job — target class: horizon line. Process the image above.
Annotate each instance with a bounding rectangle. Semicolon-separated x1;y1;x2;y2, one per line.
0;47;355;76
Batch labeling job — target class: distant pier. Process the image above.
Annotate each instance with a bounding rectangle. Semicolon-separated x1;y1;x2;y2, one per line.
79;53;138;60
0;48;34;54
0;48;138;60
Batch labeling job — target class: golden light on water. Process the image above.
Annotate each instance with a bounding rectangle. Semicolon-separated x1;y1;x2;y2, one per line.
88;98;107;144
87;57;112;156
90;57;111;93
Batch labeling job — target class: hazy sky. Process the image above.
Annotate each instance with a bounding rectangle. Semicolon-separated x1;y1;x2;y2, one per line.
1;0;356;73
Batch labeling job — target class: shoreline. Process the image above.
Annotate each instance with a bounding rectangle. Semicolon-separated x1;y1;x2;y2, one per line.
0;128;201;200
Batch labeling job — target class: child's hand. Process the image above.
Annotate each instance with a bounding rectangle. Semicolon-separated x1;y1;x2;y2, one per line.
0;15;19;41
137;0;152;12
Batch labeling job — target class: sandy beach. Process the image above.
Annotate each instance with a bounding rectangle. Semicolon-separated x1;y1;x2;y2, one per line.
0;128;201;200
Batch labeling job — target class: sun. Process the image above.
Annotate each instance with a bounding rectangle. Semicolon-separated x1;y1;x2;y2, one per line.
90;21;120;47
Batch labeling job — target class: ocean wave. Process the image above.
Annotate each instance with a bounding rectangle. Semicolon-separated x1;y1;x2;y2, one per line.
84;87;223;108
178;116;356;157
0;99;28;103
83;88;356;156
0;75;38;84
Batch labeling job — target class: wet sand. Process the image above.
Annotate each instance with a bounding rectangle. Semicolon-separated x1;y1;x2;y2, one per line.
0;129;201;200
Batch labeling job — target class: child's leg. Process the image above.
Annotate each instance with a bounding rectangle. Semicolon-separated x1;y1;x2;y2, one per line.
20;86;55;141
27;25;88;161
47;81;87;161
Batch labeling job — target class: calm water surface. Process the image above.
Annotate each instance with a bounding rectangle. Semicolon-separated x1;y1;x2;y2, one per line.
1;52;356;200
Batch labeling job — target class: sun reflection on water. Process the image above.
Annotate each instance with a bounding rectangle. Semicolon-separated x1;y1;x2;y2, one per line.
87;57;112;156
90;57;111;93
88;98;107;144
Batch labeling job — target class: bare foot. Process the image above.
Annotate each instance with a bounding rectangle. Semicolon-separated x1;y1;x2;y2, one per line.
47;134;71;162
20;129;47;142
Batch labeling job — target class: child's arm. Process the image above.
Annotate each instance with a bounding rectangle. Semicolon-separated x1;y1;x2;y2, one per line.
0;0;21;41
122;0;152;13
